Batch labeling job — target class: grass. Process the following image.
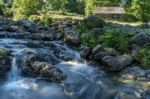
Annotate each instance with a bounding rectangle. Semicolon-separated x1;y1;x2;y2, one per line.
38;11;84;21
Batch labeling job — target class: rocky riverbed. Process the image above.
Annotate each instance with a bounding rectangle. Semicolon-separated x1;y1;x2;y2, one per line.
0;17;150;99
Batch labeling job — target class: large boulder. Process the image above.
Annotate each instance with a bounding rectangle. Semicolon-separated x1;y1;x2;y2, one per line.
64;29;79;46
19;19;36;32
7;25;19;32
20;19;33;28
93;48;118;61
132;33;150;46
80;46;92;58
16;48;65;82
94;51;110;61
102;54;132;71
92;45;103;56
31;61;66;82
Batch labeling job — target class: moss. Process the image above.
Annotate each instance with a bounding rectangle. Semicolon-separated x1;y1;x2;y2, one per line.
0;48;8;61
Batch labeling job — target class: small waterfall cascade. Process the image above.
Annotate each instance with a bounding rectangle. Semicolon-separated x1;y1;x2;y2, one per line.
8;55;20;82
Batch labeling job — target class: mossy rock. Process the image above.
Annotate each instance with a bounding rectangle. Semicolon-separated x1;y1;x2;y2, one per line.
135;43;150;67
0;48;9;62
83;15;105;29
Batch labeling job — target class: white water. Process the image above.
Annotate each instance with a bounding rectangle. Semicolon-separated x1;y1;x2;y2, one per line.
0;39;148;99
8;57;20;81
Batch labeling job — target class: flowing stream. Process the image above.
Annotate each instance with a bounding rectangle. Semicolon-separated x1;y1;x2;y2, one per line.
0;39;149;99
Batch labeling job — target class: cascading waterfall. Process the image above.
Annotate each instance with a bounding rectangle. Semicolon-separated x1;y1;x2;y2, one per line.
0;39;149;99
8;55;20;82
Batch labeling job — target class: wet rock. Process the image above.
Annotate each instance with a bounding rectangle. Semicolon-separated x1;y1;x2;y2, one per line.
143;90;150;99
114;91;140;99
80;46;92;58
94;51;110;61
16;48;60;66
0;32;31;39
30;33;54;40
106;48;118;57
132;33;150;46
16;48;65;82
120;66;150;81
114;86;142;99
7;25;19;32
55;32;64;40
64;29;79;46
20;19;33;28
37;25;50;31
31;61;66;82
92;45;103;55
20;19;36;32
102;55;132;71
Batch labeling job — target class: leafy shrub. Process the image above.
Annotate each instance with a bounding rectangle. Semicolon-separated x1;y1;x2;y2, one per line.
102;29;133;53
84;15;105;29
80;32;97;47
85;0;95;15
3;7;13;17
40;15;53;25
135;43;150;67
12;0;42;20
77;23;102;47
0;0;4;5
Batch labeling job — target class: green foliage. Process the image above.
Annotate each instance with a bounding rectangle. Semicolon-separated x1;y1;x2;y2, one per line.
102;29;132;53
85;0;95;15
95;0;120;6
135;43;150;67
2;7;13;17
80;32;97;47
0;0;4;5
77;23;101;47
63;0;85;14
40;15;53;25
84;15;105;29
42;0;85;14
29;15;53;25
12;0;42;20
129;0;150;22
42;0;64;11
